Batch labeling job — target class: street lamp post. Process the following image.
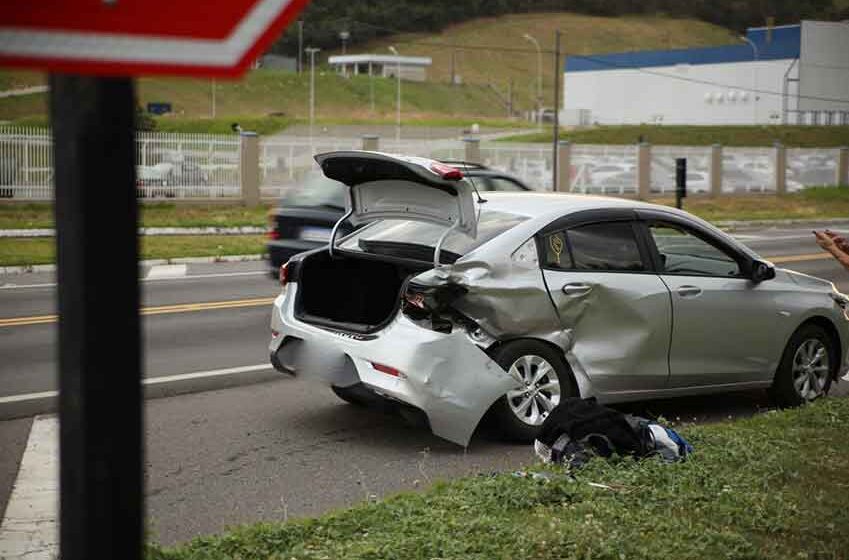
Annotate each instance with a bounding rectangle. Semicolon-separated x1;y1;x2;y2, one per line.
388;45;401;142
740;36;759;124
523;33;543;118
305;47;320;144
339;30;350;56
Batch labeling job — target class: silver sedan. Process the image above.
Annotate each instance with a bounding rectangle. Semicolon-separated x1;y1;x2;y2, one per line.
269;152;849;446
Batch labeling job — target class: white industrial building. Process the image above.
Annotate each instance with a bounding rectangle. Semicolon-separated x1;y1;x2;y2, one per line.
562;20;849;125
328;54;432;82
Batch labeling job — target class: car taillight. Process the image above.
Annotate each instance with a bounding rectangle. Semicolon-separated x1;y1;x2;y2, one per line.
268;229;280;240
371;362;405;378
430;162;463;181
279;262;289;286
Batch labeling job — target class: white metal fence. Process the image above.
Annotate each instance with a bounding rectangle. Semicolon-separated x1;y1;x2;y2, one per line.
0;125;845;201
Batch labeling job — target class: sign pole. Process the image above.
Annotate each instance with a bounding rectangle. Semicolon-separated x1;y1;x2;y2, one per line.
552;30;561;191
50;75;143;560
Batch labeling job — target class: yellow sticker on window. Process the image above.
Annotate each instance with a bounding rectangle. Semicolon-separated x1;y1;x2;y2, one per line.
549;234;564;265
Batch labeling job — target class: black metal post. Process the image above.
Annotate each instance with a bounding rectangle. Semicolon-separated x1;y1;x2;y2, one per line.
675;157;687;210
552;30;561;191
50;75;142;560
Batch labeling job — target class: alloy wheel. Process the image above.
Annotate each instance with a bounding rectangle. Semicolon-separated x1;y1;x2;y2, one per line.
791;338;830;401
506;354;561;426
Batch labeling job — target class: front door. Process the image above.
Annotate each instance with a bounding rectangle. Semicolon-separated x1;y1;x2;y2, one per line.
643;219;780;387
540;219;672;395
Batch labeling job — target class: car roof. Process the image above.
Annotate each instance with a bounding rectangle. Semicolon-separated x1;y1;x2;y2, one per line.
479;191;664;220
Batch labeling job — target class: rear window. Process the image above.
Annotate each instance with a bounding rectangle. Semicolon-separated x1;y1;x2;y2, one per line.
279;172;346;209
340;209;527;260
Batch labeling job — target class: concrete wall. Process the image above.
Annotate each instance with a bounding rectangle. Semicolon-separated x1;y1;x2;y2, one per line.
563;59;798;125
798;20;849;112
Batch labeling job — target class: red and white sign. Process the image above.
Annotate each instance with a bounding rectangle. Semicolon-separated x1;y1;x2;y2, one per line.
0;0;311;77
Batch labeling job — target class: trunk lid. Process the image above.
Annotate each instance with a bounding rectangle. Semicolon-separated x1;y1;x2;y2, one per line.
314;151;478;238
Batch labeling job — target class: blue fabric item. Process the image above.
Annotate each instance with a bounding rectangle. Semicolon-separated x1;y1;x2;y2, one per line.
565;24;800;72
663;426;694;457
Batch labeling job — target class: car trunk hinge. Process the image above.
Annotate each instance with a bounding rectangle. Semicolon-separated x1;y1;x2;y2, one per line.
328;207;354;260
433;220;461;275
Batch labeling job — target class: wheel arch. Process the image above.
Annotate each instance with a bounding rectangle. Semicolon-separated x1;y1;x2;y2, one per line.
486;336;581;397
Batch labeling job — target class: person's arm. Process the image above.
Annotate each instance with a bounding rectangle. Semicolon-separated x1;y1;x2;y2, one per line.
815;230;849;271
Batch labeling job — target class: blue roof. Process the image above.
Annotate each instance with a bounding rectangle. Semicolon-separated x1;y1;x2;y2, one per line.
565;25;800;72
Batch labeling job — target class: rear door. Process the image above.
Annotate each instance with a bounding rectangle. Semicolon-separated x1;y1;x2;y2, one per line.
539;212;672;395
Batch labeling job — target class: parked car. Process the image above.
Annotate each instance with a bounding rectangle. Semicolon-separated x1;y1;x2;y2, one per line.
268;152;849;446
266;159;530;273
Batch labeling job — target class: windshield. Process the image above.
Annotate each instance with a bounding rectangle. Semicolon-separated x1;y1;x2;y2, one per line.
339;209;527;259
279;171;346;209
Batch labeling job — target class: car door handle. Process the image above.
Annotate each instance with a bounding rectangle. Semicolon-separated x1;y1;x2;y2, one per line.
677;285;702;298
562;283;593;296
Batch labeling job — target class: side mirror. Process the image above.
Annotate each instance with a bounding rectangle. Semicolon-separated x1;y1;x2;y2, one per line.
751;260;776;283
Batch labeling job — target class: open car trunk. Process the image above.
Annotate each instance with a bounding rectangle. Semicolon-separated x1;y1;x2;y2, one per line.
295;250;431;332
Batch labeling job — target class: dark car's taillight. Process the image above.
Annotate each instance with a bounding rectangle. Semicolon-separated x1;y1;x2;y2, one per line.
279;262;290;286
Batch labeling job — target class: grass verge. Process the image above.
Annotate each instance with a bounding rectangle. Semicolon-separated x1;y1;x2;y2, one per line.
146;398;849;559
0;203;273;230
502;125;849;147
0;235;265;267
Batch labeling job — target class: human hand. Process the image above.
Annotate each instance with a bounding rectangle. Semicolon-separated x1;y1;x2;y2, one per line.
824;230;849;253
814;230;837;252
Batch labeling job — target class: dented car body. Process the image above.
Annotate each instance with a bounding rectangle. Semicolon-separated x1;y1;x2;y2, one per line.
269;151;849;446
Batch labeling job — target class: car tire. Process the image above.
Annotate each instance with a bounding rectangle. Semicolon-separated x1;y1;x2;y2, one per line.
771;323;835;408
488;339;575;443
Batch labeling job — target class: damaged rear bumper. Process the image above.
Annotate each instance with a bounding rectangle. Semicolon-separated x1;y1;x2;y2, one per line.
269;285;517;446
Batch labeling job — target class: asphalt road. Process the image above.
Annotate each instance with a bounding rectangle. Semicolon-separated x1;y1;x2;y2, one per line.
1;223;848;546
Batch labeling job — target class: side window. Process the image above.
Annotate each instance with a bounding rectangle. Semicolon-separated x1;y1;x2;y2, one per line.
543;221;645;272
649;223;741;277
488;177;526;192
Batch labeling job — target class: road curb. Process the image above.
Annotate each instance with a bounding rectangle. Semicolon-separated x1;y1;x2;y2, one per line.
0;365;282;421
0;254;264;275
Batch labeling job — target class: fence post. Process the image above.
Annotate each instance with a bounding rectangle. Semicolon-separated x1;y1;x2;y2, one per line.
240;131;260;207
556;140;571;193
710;143;723;197
463;137;481;164
837;147;849;187
361;134;379;151
637;142;651;200
774;143;787;195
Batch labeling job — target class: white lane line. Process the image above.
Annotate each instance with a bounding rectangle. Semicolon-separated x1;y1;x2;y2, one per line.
145;264;187;280
0;270;268;290
0;363;272;405
0;416;59;560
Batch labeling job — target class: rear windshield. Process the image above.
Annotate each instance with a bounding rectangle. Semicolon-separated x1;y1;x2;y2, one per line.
279;172;346;209
339;209;528;260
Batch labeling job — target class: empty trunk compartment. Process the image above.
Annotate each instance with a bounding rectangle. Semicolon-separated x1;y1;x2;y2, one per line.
295;250;431;331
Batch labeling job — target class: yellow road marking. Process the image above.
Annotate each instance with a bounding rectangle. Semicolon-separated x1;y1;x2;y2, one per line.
768;253;833;264
0;252;838;328
0;296;276;328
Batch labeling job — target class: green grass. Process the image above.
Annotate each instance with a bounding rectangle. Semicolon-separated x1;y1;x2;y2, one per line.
146;398;849;559
503;125;849;147
0;203;273;230
3;189;849;235
0;235;265;266
0;69;521;125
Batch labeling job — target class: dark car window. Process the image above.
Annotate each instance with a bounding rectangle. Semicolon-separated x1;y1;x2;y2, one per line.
649;223;741;277
544;221;644;272
280;172;346;209
485;177;527;192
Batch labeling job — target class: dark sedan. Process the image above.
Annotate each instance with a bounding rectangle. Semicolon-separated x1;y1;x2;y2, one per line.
266;162;531;274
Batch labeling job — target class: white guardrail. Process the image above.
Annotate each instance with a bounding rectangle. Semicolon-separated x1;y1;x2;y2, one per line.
0;126;844;201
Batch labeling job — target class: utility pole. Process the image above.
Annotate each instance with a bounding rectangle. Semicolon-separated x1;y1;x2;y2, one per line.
522;33;543;116
369;61;375;113
507;79;513;118
450;50;456;86
305;47;320;144
552;30;561;191
389;45;401;142
297;20;304;74
741;36;759;124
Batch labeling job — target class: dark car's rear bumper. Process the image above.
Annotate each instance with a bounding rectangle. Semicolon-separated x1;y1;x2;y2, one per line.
267;239;325;272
